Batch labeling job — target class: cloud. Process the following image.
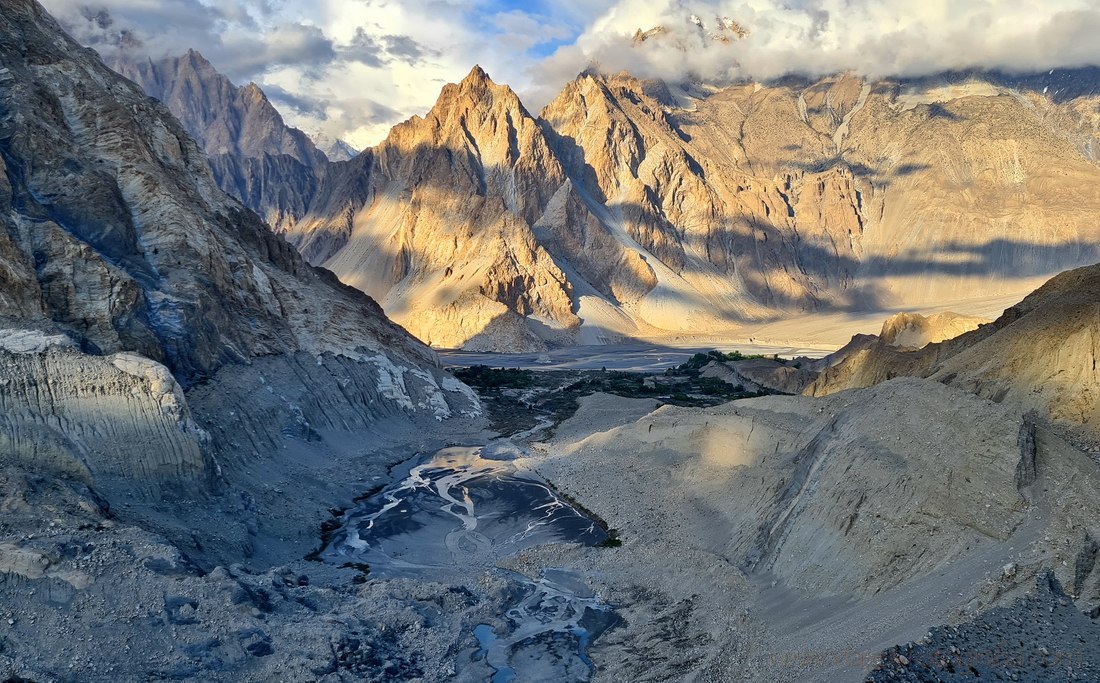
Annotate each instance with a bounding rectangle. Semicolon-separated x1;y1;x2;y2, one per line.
261;84;330;119
340;28;388;68
338;29;436;68
532;0;1100;90
39;0;1100;148
489;9;575;55
216;23;336;77
380;34;433;65
43;0;324;81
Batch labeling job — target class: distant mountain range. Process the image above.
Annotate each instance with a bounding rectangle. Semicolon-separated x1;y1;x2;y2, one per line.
111;51;1100;352
112;51;357;234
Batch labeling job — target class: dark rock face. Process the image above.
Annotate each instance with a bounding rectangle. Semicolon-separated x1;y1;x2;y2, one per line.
207;152;320;235
0;1;440;386
0;0;479;518
111;50;328;233
866;573;1100;682
112;50;324;165
0;0;480;575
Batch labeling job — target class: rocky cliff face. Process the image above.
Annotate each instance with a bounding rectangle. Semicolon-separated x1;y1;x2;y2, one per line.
0;332;211;493
289;67;600;350
99;44;1100;352
0;0;478;537
0;6;450;379
277;66;1100;350
112;50;328;233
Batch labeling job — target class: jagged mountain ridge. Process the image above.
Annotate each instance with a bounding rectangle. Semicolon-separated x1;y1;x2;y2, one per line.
3;7;1100;679
110;52;1100;351
287;66;1100;350
112;50;324;164
112;50;332;233
287;67;598;350
285;66;869;349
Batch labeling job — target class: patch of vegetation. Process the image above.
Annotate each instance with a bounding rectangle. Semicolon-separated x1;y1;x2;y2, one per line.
566;371;661;397
453;365;535;389
561;370;758;407
675;349;776;374
304;513;345;563
598;529;623;548
450;352;776;439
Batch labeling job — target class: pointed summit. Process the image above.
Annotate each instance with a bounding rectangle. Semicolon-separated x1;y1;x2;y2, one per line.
452;63;515;103
462;64;492;85
422;63;532;124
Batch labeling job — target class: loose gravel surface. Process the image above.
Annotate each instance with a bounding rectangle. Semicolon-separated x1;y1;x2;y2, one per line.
867;573;1100;682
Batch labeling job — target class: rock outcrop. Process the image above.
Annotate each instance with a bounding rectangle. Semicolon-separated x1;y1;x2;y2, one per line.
808;261;1100;444
0;340;211;493
702;357;818;394
877;311;990;349
112;50;328;233
0;0;479;557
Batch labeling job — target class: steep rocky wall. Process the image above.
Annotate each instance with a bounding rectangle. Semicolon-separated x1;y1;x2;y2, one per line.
102;47;1100;352
0;337;212;494
0;0;483;530
0;0;452;387
186;351;479;467
112;50;328;234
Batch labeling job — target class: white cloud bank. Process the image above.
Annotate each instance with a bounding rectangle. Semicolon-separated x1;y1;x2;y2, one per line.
40;0;1100;148
545;0;1100;83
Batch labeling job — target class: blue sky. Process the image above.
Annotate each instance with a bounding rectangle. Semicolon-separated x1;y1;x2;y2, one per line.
475;0;587;57
40;0;1100;149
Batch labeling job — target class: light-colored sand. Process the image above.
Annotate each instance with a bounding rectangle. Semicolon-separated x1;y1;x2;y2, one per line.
640;291;1025;351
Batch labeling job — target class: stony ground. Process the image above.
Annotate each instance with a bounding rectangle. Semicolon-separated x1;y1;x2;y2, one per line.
519;381;1100;683
4;374;1100;682
866;573;1100;682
